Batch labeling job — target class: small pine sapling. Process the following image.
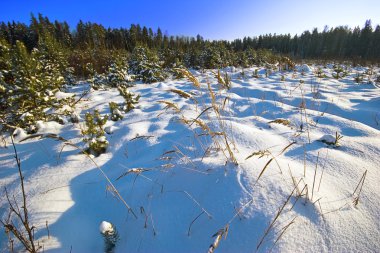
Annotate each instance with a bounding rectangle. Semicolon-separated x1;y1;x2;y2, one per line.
315;67;325;78
109;102;123;121
82;110;108;156
332;65;347;79
253;69;259;78
319;132;343;147
99;221;119;253
117;85;140;112
223;72;231;90
354;73;364;84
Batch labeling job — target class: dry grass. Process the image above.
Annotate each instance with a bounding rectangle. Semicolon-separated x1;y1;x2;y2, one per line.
157;100;181;113
169;88;193;99
173;68;200;88
268;118;292;126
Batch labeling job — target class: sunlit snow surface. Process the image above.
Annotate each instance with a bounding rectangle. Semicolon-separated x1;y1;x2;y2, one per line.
1;65;380;252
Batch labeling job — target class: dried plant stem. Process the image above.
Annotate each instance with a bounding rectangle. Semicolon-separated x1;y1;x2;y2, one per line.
188;211;205;236
256;179;301;251
311;152;320;201
1;137;38;253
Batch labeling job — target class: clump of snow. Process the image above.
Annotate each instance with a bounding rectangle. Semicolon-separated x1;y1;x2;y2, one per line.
99;221;114;234
319;134;336;143
35;120;64;134
70;112;81;123
96;136;107;143
55;91;74;100
297;64;312;73
104;126;117;134
319;134;341;147
12;128;28;142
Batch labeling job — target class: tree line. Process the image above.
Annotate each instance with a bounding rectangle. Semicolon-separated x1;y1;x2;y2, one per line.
0;14;379;78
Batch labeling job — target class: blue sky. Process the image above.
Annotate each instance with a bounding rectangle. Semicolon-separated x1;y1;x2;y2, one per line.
1;0;379;40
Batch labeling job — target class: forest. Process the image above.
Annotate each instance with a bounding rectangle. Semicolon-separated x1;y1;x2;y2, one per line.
1;14;379;78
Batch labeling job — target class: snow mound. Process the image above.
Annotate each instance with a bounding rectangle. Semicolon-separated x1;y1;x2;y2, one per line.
104;125;117;134
36;120;64;134
319;134;336;143
297;64;313;73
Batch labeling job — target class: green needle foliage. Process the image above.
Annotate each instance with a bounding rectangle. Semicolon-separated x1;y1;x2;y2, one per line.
82;110;109;156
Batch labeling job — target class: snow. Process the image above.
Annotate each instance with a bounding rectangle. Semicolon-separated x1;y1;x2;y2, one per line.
297;64;313;73
12;127;28;142
55;91;74;100
99;221;114;234
319;134;336;144
1;64;380;252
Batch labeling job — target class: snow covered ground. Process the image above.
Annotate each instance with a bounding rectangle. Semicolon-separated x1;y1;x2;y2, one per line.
1;65;380;252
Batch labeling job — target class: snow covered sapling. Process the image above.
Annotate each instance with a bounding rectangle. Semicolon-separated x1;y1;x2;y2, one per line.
354;73;364;84
332;65;347;79
1;40;70;130
253;69;259;78
129;46;167;83
99;221;119;253
63;67;76;86
109;102;123;121
82;110;108;156
315;67;326;78
107;62;133;87
117;85;140;112
319;132;343;147
376;75;380;84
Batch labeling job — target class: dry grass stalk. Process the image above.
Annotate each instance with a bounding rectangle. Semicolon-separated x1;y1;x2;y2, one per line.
116;168;150;180
311;152;320;201
174;68;200;88
251;142;296;183
208;225;229;253
222;132;238;165
1;137;38;253
256;179;301;251
187;211;205;236
157;100;181;113
317;150;329;192
352;170;367;207
269;217;297;252
245;150;271;160
268;118;292;126
169;88;192;99
212;69;225;85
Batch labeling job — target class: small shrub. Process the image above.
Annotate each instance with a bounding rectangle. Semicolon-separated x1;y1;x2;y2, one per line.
99;221;119;253
253;69;259;78
109;102;123;121
354;73;364;84
129;46;167;83
82;110;108;156
332;65;348;79
107;62;133;87
319;132;343;147
117;85;140;112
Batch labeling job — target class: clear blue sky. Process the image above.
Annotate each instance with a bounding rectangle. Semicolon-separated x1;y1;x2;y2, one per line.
1;0;379;40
